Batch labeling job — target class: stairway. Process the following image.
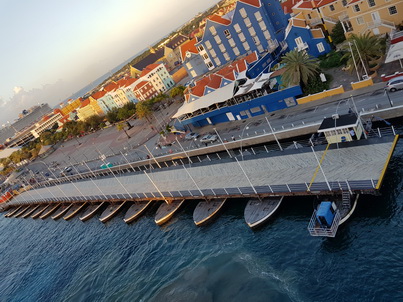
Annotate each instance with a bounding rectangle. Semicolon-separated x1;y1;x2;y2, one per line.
342;191;351;210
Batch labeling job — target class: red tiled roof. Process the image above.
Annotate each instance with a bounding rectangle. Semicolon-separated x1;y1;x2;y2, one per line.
179;38;199;61
319;0;337;6
125;77;137;86
281;0;298;13
208;14;231;25
104;82;118;92
206;74;223;89
91;90;107;100
134;81;149;90
80;98;90;108
239;0;261;8
140;63;162;77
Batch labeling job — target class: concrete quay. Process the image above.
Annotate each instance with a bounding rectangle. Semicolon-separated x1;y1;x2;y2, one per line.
8;135;399;207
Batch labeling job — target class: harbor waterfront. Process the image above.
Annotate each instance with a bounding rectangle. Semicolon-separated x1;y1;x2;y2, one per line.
0;125;402;301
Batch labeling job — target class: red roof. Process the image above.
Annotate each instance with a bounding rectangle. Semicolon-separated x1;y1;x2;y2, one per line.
125;77;137;86
80;98;90;108
208;14;231;25
281;0;297;13
91;90;107;100
104;82;118;92
134;81;149;90
140;63;162;77
179;38;199;61
206;74;223;90
239;0;261;8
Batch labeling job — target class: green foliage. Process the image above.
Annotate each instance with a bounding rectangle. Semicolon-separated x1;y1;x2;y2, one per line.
330;21;346;45
86;115;103;130
341;33;384;76
136;100;153;123
303;74;332;96
170;86;186;98
280;50;319;87
319;51;347;69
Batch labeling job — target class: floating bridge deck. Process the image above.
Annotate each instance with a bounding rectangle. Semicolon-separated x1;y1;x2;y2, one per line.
7;136;399;207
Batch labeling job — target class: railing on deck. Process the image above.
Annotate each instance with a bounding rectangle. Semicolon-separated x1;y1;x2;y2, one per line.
308;209;341;237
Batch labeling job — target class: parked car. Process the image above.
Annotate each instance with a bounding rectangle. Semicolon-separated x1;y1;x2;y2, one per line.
185;132;199;140
385;76;403;92
200;134;218;143
64;166;72;173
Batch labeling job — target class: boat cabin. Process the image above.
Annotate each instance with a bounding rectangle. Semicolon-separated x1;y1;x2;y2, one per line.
316;201;337;228
317;113;364;144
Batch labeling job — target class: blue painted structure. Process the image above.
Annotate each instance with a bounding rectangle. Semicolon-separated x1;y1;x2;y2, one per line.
285;26;331;57
183;52;209;79
196;0;289;69
316;202;336;228
180;85;302;127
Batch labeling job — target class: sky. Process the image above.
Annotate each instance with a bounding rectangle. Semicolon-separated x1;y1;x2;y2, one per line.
0;0;219;125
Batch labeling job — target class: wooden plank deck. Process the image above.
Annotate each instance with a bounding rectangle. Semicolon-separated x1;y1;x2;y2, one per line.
23;205;39;218
244;196;283;228
64;203;87;221
99;201;127;223
39;204;60;219
123;201;152;224
155;199;185;226
80;202;105;222
51;204;72;220
193;198;227;226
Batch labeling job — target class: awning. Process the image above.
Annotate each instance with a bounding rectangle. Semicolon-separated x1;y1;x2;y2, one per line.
172;83;234;119
385;41;403;68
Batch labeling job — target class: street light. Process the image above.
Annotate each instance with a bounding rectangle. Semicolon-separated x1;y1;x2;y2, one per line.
265;117;283;151
213;128;232;158
239;121;255;161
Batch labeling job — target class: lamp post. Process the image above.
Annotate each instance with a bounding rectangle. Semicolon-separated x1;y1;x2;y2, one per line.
213;128;232;158
144;144;162;169
239;121;255;161
176;137;193;164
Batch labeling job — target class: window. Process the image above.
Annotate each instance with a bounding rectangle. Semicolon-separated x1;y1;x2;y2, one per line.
234;23;241;33
239;8;247;18
252;36;260;45
228;38;236;47
244;17;252;27
254;11;262;21
209;26;217;35
243;41;250;51
197;45;204;52
357;17;364;24
186;62;192;69
259;21;267;31
214;35;222;44
214;57;221;66
317;42;325;52
295;37;303;45
248;27;256;36
206;61;214;68
329;4;335;11
233;47;240;56
353;4;360;12
368;0;376;7
389;5;397;14
224;29;231;38
307;14;311;19
219;44;226;52
238;32;246;42
223;52;230;61
342;0;347;5
263;30;271;40
209;49;217;58
202;53;209;60
205;41;212;50
190;70;197;77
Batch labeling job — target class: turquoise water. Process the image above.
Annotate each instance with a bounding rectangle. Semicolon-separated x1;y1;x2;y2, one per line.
0;140;402;301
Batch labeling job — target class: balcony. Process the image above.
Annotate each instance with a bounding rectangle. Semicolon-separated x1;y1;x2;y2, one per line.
367;19;395;29
323;16;338;24
309;18;323;26
268;39;279;51
296;42;309;51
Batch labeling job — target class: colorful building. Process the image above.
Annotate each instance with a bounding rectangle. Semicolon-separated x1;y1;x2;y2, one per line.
133;81;159;102
195;0;290;70
179;38;210;78
140;63;175;94
77;98;98;121
59;98;82;116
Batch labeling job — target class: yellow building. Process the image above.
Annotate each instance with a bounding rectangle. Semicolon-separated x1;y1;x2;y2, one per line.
77;98;98;121
60;98;81;116
286;0;401;37
88;95;106;116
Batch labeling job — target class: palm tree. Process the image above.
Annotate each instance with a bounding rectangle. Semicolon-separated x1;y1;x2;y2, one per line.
281;50;319;87
341;33;384;77
135;101;153;124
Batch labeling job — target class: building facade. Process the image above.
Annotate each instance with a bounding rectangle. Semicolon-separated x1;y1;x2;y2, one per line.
195;0;290;70
140;63;175;94
180;38;210;78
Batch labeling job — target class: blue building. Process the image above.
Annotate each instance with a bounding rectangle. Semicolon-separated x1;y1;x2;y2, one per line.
284;14;332;58
195;0;289;71
179;38;210;79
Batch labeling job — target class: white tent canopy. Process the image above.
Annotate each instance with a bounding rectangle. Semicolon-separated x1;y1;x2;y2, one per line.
385;41;403;68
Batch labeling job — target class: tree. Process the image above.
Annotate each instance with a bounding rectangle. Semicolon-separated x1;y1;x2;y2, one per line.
86;115;103;130
170;86;186;99
341;33;384;77
106;109;119;124
280;50;319;87
330;21;346;45
116;123;130;139
136;101;153;124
